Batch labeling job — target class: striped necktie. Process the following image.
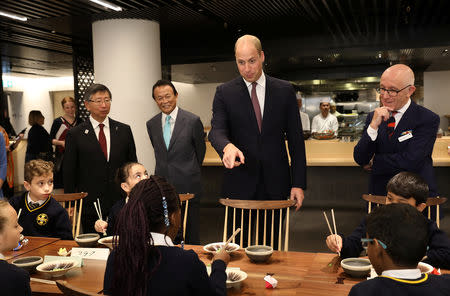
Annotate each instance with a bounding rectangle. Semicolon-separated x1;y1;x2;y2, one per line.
28;202;40;210
387;111;398;139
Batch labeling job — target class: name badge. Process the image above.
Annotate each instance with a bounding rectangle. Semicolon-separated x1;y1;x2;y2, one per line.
398;132;413;142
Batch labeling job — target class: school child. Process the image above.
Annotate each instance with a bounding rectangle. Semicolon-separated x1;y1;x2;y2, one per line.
0;199;31;295
94;162;149;235
9;160;72;240
103;176;229;296
326;172;450;269
349;204;450;295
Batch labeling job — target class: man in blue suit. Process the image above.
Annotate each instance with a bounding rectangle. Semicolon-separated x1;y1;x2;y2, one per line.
354;64;440;197
209;35;306;209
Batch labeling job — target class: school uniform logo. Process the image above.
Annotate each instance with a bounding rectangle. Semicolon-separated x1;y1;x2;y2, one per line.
36;213;49;226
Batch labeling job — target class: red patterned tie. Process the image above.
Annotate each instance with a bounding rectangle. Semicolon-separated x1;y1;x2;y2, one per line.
387;111;398;139
251;82;262;132
98;123;107;159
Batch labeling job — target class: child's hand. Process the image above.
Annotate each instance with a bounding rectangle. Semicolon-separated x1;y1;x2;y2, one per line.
94;219;108;233
326;234;342;253
213;248;230;265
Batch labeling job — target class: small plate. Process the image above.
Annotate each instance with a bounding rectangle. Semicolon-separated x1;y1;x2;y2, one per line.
36;259;77;277
97;236;118;250
203;242;240;253
226;269;247;288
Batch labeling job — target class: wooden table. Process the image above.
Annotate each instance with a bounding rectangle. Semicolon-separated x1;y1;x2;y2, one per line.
4;236;60;260
8;238;449;295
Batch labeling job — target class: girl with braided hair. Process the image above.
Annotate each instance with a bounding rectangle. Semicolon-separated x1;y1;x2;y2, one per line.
103;176;229;296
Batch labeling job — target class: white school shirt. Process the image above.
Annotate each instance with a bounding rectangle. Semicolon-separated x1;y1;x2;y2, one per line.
381;268;422;280
150;232;174;246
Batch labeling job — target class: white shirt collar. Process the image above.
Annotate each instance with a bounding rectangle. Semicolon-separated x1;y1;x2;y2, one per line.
381;268;422;279
27;192;45;205
396;99;411;114
150;232;174;246
89;116;109;129
243;72;266;89
162;106;179;122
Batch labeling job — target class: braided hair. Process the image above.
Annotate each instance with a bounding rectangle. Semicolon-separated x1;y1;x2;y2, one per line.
112;176;181;296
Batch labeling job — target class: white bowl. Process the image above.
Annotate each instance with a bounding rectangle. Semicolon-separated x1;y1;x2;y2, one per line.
226;269;247;288
97;236;118;250
75;233;100;247
203;242;239;253
341;258;372;277
12;256;43;274
36;259;77;277
418;262;434;273
245;245;273;262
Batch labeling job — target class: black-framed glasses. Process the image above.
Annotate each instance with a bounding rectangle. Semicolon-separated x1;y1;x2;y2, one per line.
361;238;387;249
89;98;112;105
376;85;411;97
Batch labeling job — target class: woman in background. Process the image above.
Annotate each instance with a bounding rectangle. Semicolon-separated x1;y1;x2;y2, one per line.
50;97;78;188
25;110;52;163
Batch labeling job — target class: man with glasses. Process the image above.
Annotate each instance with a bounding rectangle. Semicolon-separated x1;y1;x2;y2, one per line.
63;83;137;233
354;64;440;198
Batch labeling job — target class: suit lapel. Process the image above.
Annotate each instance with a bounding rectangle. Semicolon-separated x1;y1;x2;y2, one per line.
391;101;416;142
109;118;119;162
153;113;166;150
238;78;260;134
262;76;273;134
169;109;186;150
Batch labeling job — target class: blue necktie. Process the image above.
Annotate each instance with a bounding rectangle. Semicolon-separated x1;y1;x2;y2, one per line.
163;115;171;149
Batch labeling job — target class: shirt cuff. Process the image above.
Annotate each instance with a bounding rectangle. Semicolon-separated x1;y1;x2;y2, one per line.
367;125;378;141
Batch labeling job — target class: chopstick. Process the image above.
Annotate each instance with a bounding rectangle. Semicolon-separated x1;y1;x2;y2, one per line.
93;202;102;220
323;210;341;256
30;277;56;285
93;200;107;236
97;198;103;221
17;208;22;220
224;228;241;249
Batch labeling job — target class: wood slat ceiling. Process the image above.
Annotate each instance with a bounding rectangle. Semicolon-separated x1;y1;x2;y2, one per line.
0;0;450;79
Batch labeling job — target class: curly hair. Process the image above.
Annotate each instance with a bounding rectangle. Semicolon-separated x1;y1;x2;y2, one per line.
24;159;54;183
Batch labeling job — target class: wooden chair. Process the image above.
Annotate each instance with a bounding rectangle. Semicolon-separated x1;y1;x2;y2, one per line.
362;194;447;228
179;193;195;240
219;198;296;251
56;280;97;296
53;192;88;238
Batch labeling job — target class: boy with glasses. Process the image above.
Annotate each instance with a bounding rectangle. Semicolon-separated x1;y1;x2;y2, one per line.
348;204;450;296
326;172;450;269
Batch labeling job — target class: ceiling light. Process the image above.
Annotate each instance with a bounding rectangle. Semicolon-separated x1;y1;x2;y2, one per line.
0;11;27;21
317;58;323;62
442;49;449;57
378;53;382;58
89;0;122;11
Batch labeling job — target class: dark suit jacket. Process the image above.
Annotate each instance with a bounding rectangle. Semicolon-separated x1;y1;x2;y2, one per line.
208;75;306;199
146;108;206;194
63;118;137;216
354;101;439;196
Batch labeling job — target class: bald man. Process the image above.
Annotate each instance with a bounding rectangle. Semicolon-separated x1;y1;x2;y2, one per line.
354;64;440;197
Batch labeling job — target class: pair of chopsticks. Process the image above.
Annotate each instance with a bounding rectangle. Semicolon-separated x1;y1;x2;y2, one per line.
93;198;107;236
224;228;241;250
323;209;341;257
17;208;22;219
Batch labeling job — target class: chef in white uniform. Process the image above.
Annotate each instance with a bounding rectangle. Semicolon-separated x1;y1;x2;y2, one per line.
297;93;310;131
311;98;339;136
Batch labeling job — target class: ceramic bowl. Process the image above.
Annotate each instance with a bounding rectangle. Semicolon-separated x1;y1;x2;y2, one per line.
203;242;240;254
245;245;273;262
75;233;100;247
226;269;247;288
97;236;118;250
341;258;372;277
418;262;434;273
12;256;43;274
36;259;77;277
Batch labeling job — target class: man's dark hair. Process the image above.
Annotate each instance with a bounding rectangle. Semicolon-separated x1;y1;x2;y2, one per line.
367;203;429;267
152;80;178;99
386;172;428;205
84;83;112;102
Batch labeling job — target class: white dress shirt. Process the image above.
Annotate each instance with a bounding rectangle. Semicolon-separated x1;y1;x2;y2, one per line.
27;192;45;206
150;232;174;246
161;106;179;136
381;268;422;280
367;99;411;141
243;72;266;117
299;111;310;131
89;116;111;161
311;113;339;134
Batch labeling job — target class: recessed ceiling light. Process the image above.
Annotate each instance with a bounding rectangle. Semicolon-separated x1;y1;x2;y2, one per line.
378;53;382;58
442;49;449;57
89;0;122;11
0;10;27;21
317;58;323;62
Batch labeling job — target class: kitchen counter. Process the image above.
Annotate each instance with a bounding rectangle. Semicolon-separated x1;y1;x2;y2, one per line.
203;136;450;167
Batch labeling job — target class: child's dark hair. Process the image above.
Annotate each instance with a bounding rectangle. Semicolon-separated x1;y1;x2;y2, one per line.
24;160;54;183
366;203;428;268
386;172;428;205
115;162;143;197
112;176;181;296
